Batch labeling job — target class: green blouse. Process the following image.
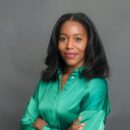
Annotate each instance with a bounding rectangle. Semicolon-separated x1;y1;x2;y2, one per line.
20;66;110;130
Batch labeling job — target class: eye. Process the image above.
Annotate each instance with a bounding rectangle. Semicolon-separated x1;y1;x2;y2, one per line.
59;37;66;42
75;37;82;42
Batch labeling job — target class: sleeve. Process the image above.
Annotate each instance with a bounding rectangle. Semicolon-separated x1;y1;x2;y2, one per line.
20;80;60;130
78;78;111;130
20;80;42;130
42;124;60;130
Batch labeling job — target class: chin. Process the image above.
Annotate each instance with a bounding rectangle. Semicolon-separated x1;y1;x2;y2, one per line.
64;61;79;67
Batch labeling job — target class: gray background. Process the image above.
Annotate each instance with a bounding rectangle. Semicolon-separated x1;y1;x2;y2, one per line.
0;0;130;130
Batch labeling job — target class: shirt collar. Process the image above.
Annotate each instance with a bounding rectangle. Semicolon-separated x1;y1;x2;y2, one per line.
57;66;86;77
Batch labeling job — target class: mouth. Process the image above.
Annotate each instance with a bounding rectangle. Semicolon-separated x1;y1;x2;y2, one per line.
64;52;78;59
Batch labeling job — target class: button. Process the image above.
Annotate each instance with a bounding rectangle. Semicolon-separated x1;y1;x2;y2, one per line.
71;76;75;79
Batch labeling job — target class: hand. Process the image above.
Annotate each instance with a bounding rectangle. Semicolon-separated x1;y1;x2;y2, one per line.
33;117;48;130
68;117;86;130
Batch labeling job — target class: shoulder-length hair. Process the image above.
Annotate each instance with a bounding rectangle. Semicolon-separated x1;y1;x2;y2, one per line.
40;12;111;82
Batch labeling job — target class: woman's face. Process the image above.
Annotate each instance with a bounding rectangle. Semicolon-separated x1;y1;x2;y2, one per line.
58;20;88;68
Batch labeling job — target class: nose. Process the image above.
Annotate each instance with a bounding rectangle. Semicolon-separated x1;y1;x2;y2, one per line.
66;39;74;49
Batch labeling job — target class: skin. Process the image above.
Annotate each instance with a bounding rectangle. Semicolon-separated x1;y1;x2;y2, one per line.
33;20;88;130
33;118;47;130
33;117;85;130
58;20;88;76
58;20;88;90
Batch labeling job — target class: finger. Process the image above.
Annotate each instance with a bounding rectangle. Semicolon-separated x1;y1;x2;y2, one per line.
72;122;85;130
77;123;86;128
73;117;82;124
72;125;84;130
77;127;83;130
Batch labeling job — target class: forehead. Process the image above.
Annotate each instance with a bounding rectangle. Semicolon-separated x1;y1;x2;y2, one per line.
59;20;87;35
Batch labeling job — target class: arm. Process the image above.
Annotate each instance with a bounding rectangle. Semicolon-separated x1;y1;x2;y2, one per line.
42;125;60;130
78;78;111;130
20;80;60;130
34;118;60;130
20;80;42;130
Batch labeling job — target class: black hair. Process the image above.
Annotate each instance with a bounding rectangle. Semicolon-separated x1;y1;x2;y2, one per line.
40;12;111;82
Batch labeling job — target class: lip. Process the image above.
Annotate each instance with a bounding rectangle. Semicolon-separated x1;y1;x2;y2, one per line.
64;52;78;59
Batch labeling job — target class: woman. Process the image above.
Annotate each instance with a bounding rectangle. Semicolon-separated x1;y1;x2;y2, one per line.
20;12;111;130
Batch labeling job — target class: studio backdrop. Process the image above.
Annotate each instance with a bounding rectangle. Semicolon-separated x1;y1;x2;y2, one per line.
0;0;130;130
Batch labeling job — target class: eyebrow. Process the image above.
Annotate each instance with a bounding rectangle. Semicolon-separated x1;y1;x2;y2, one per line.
59;33;83;36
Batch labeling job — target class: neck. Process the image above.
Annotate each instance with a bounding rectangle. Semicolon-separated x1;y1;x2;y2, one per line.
63;66;74;75
63;64;84;75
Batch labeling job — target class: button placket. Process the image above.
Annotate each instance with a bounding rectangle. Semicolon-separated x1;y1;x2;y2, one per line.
71;76;75;79
54;88;62;129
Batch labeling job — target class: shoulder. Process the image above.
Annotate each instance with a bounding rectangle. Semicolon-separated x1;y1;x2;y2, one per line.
88;77;108;86
35;79;47;91
87;77;108;94
33;79;49;99
36;79;55;90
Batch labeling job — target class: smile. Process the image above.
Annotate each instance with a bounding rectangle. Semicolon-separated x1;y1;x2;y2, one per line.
64;52;78;59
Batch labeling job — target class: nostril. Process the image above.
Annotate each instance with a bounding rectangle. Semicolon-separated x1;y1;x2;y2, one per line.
66;42;74;49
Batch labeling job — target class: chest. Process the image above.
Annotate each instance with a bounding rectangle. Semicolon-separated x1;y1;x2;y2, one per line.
60;75;69;90
38;79;89;128
38;78;87;116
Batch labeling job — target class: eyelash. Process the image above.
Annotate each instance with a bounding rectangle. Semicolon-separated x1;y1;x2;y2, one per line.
75;37;82;42
59;37;66;41
59;37;82;42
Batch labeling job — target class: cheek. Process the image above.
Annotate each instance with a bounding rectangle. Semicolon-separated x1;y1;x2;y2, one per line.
78;43;87;54
79;48;86;57
58;43;64;53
